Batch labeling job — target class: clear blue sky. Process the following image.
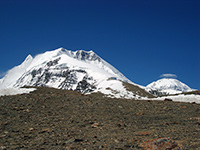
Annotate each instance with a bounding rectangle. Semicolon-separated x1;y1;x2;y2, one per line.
0;0;199;89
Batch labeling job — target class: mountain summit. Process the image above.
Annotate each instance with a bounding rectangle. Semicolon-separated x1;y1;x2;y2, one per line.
0;48;152;99
146;78;193;96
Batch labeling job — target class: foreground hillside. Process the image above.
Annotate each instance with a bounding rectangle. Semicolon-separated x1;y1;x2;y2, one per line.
0;87;199;149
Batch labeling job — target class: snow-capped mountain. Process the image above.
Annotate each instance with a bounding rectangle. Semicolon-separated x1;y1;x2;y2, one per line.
0;48;151;99
146;78;193;96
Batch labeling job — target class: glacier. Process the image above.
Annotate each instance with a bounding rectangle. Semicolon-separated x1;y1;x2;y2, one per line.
0;88;36;96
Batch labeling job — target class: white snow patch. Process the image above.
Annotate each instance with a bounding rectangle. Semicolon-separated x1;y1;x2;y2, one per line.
95;79;138;99
146;94;200;104
0;88;36;96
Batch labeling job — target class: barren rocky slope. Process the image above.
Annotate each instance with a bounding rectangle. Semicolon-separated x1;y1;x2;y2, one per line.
0;87;199;149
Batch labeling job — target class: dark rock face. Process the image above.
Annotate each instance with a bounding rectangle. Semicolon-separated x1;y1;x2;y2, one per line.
164;98;173;102
74;50;101;62
76;80;96;93
148;89;169;96
14;58;96;93
46;57;61;67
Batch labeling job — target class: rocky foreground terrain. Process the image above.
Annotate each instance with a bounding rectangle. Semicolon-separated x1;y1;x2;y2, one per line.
0;87;199;149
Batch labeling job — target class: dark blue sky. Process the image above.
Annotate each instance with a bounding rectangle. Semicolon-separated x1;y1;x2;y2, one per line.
0;0;199;89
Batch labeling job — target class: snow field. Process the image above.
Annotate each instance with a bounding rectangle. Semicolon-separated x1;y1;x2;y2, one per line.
0;88;36;96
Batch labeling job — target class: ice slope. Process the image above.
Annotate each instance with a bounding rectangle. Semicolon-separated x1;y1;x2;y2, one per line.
146;78;193;95
0;48;145;99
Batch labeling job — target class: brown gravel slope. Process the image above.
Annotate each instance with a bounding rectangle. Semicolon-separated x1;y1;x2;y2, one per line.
0;87;199;149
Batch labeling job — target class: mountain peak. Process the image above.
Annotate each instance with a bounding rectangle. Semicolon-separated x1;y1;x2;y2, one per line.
51;48;100;62
0;48;145;99
146;78;193;95
25;54;33;60
73;49;100;62
20;54;33;66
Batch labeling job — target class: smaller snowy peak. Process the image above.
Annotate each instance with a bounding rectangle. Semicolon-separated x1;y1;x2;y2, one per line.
146;78;193;95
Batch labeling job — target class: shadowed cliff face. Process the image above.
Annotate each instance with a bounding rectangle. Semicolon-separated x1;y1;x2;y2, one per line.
15;57;95;93
0;87;199;149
